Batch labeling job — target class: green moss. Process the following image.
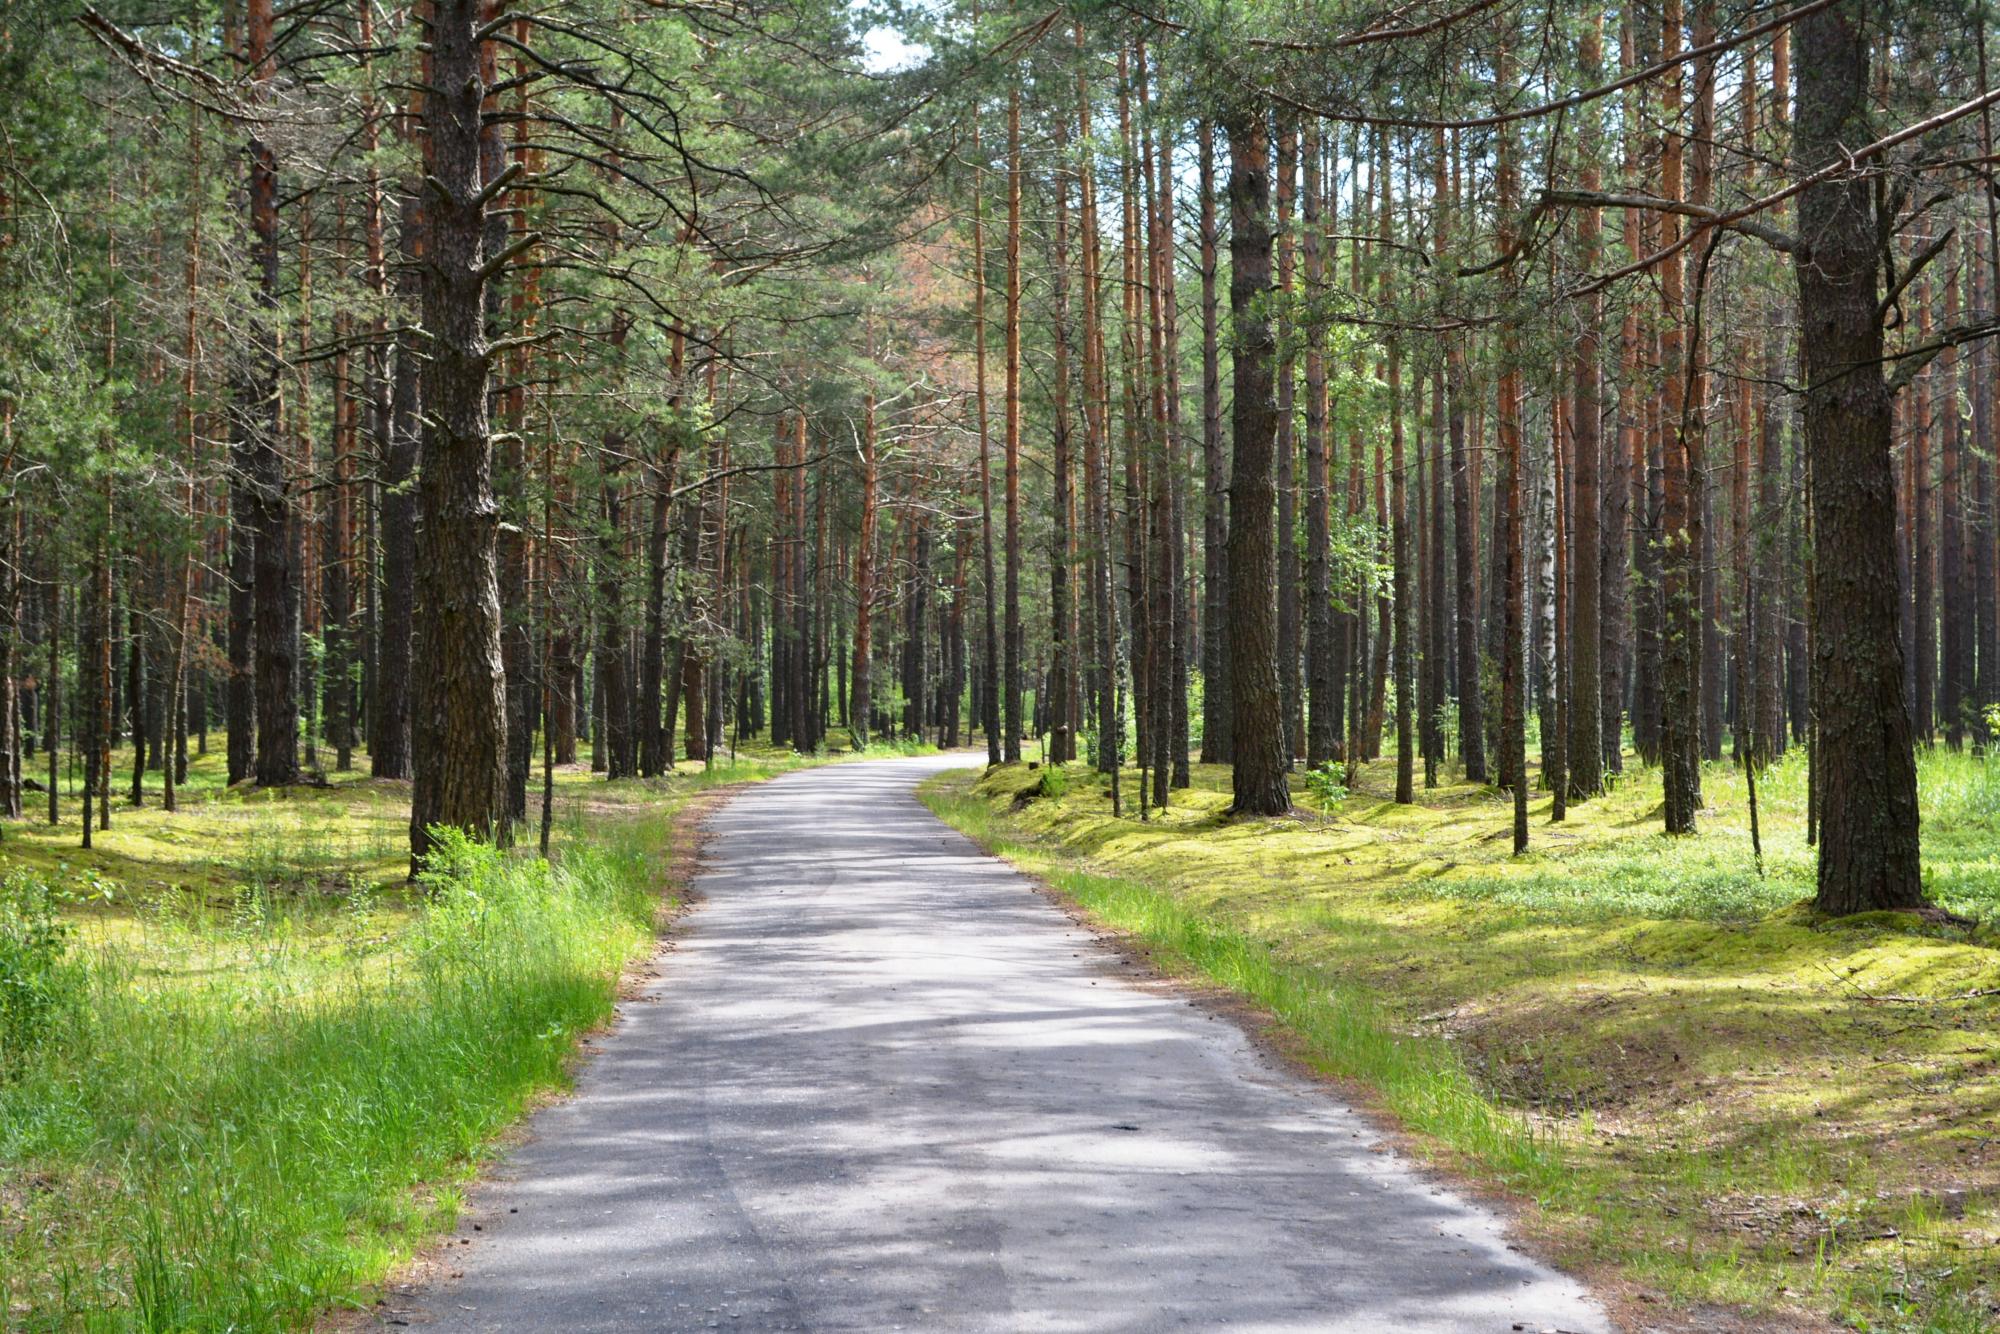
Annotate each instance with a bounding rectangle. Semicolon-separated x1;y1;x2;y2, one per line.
925;750;2000;1333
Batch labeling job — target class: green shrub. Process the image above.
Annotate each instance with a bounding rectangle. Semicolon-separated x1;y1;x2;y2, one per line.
1302;761;1348;810
0;871;80;1073
1036;764;1069;800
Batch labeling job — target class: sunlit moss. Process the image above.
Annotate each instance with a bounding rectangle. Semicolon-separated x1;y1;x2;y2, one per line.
925;747;2000;1332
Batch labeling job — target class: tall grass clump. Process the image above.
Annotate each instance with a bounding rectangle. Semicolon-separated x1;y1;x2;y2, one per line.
0;820;662;1332
0;871;84;1075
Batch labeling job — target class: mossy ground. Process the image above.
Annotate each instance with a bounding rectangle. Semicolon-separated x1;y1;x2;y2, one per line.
0;735;840;1330
923;746;2000;1332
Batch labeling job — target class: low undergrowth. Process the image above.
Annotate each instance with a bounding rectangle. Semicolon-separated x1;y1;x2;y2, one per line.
0;741;813;1331
923;748;2000;1333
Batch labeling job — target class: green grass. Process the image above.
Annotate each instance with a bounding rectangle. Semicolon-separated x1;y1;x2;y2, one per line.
0;737;825;1331
922;746;2000;1333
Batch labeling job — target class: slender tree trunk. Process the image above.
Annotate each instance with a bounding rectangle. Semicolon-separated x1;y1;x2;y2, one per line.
1198;120;1230;765
971;92;1001;768
1658;0;1701;833
1496;40;1528;852
1274;125;1302;766
1050;153;1076;765
1304;122;1336;770
1002;69;1024;764
1754;338;1787;762
372;183;422;779
849;381;879;747
1568;18;1606;799
1939;266;1967;750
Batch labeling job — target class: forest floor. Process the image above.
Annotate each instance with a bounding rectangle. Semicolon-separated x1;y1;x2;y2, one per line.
921;746;2000;1334
0;737;842;1331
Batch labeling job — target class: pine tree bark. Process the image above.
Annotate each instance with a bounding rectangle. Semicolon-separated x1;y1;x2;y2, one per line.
1002;74;1024;764
408;0;510;862
1658;0;1701;834
1050;153;1076;764
1939;268;1968;749
1304;122;1336;770
1198;120;1231;765
1274;126;1302;766
1496;38;1528;852
244;0;297;788
1567;14;1606;800
849;383;879;747
1223;107;1290;817
1792;0;1925;913
372;190;423;778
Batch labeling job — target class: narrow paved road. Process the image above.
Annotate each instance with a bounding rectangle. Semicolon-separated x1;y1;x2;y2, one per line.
401;756;1609;1333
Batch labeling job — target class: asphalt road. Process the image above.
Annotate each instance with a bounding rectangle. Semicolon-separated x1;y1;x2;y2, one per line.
399;754;1609;1333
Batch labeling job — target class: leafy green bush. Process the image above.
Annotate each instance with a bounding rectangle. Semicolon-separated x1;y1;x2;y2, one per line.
1036;764;1069;800
1302;761;1348;810
0;871;80;1073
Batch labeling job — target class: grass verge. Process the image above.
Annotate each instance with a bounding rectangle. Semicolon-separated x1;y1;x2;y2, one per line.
922;749;2000;1333
0;741;816;1331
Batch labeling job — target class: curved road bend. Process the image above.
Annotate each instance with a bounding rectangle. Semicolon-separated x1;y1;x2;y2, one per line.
401;754;1609;1333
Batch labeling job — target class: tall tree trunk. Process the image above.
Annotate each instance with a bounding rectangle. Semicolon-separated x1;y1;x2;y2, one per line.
1198;120;1231;766
1050;152;1076;765
372;186;421;779
1274;125;1302;766
244;0;297;788
1568;14;1606;800
1496;38;1528;852
409;0;510;862
1304;121;1336;770
1223;107;1290;816
1754;339;1787;762
849;382;879;747
1792;0;1924;913
1002;69;1024;764
972;94;1001;768
1075;26;1121;796
1939;266;1967;750
1658;0;1701;834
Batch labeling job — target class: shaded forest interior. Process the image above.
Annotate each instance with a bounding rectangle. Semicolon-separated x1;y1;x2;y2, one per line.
4;0;1996;913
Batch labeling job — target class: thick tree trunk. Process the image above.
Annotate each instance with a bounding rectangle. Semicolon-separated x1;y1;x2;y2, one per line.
1792;0;1924;913
243;0;297;789
1223;108;1290;816
409;0;510;863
